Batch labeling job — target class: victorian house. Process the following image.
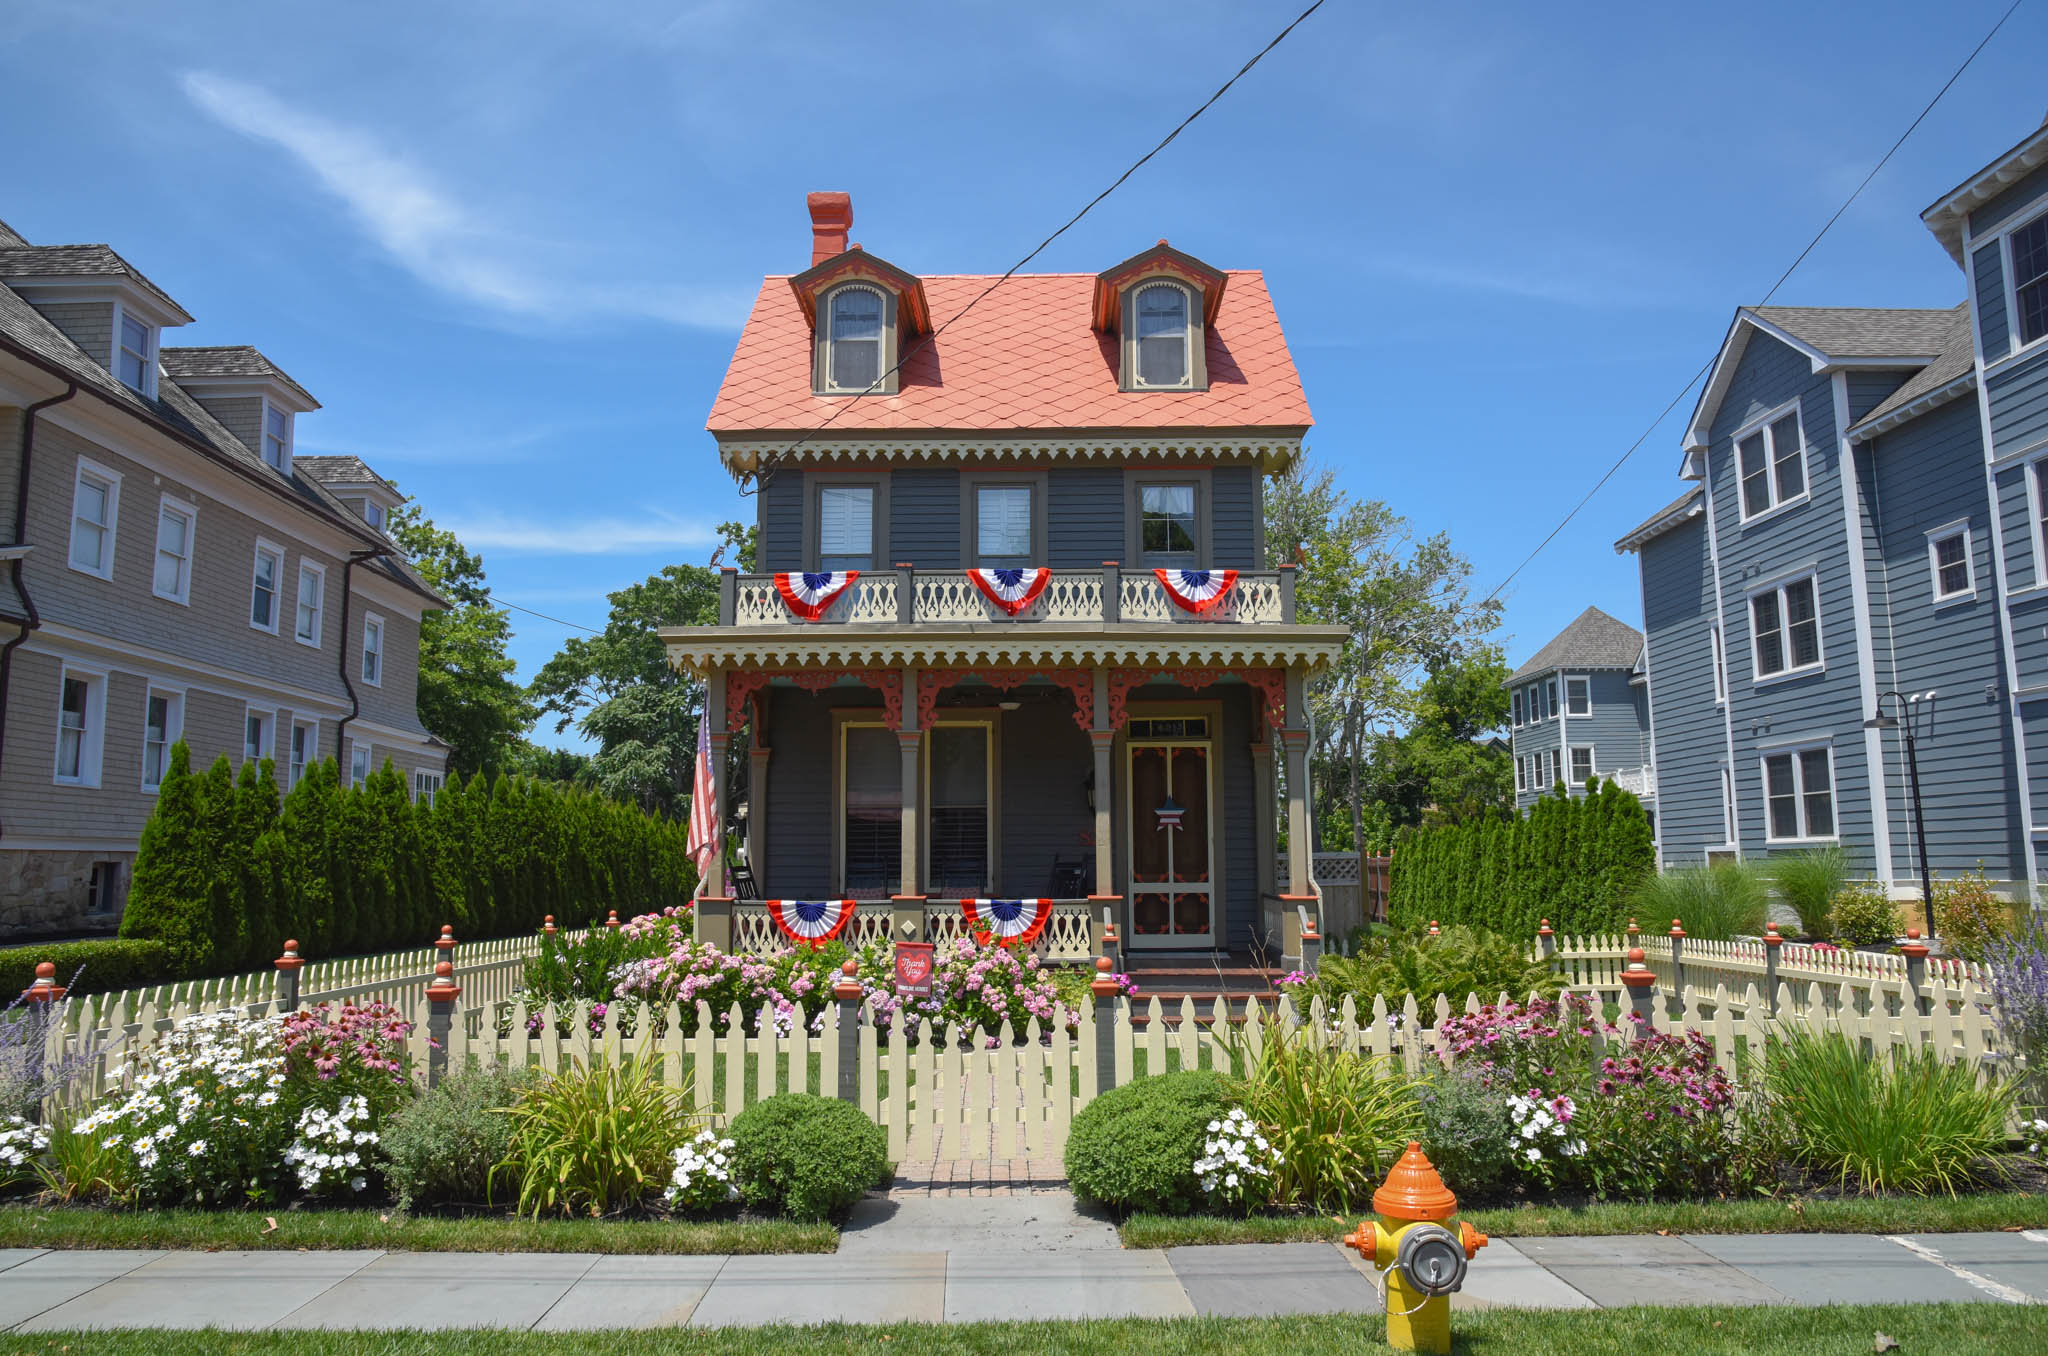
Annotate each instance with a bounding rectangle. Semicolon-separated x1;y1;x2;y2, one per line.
664;194;1344;963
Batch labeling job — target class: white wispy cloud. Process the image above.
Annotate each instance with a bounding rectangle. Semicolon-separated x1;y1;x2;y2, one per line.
178;71;746;329
439;511;722;557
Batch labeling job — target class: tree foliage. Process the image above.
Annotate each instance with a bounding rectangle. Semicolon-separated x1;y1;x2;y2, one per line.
1361;646;1514;830
387;501;534;781
119;743;697;975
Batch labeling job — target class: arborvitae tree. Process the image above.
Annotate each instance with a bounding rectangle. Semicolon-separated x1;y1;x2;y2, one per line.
121;744;214;969
231;758;282;969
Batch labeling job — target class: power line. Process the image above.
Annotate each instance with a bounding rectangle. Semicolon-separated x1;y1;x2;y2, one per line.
742;0;1328;493
1480;0;2026;605
488;594;601;633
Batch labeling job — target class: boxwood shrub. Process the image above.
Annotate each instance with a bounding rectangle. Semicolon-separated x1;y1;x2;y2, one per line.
729;1093;888;1222
0;938;174;998
1064;1070;1233;1215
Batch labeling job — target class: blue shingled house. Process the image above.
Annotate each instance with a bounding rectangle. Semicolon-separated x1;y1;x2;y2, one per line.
1506;606;1652;816
1618;115;2048;894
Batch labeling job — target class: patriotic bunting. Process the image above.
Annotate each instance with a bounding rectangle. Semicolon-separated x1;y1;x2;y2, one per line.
1154;568;1238;614
960;897;1056;946
774;571;859;621
967;567;1051;616
765;898;860;946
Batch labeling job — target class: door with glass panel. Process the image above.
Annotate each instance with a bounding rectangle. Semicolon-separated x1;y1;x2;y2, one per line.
1125;717;1215;948
839;723;901;899
926;722;993;895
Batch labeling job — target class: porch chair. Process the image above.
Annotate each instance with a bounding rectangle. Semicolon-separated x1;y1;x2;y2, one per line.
1049;853;1088;900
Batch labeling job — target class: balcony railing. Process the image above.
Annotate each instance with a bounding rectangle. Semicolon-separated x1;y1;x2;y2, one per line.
1610;766;1656;798
720;566;1295;628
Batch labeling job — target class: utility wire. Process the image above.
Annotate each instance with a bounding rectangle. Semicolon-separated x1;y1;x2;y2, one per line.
487;594;601;634
742;0;1328;493
1479;0;2026;604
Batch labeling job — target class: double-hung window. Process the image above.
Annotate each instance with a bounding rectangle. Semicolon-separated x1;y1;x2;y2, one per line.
1139;483;1199;568
1763;746;1835;842
816;485;875;573
295;562;325;646
142;690;182;792
1750;575;1820;679
973;484;1035;570
1133;283;1191;389
1512;691;1524;726
1927;522;1974;602
1570;745;1594;783
262;404;292;473
245;710;273;763
349;745;371;786
55;671;104;785
2012;212;2048;348
68;461;120;579
1547;679;1559;717
413;770;443;805
289;721;315;788
1566;677;1589;716
116;313;154;394
1515;755;1526;791
250;542;283;632
361;614;384;686
826;286;884;392
152;497;194;603
1736;405;1806;519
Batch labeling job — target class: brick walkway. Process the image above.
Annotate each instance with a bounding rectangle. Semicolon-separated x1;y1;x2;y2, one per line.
887;1159;1068;1194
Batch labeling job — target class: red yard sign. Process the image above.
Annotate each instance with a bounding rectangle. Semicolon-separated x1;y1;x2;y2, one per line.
894;941;935;997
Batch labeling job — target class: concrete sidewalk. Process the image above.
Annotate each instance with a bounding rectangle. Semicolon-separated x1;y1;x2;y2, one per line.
1;1226;2045;1330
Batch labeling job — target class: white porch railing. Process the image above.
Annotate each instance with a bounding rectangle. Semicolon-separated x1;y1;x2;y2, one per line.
1611;765;1655;798
720;568;1295;627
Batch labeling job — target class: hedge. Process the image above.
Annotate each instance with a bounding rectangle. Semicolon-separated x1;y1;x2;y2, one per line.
1385;777;1653;937
119;742;698;975
0;938;176;999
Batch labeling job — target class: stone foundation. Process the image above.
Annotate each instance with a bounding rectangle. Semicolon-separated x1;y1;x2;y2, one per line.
0;849;130;939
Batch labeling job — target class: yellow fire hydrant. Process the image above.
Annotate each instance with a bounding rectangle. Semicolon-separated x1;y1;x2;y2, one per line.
1342;1141;1488;1355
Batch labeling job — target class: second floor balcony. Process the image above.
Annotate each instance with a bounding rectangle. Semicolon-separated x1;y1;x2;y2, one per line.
717;565;1298;628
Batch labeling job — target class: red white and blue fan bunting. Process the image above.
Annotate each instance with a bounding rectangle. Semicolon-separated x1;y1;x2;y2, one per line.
773;571;859;621
1154;568;1238;615
960;898;1055;946
967;567;1051;616
765;898;860;946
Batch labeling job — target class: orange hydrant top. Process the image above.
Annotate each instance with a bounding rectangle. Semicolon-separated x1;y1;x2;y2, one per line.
1372;1141;1459;1222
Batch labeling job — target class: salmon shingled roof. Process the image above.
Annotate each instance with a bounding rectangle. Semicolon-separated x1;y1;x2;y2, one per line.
707;269;1312;436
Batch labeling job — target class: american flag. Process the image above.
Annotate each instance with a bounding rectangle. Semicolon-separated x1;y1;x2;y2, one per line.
687;709;717;896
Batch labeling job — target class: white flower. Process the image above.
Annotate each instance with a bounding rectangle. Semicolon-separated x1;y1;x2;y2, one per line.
1207;1120;1222;1132
1526;1147;1542;1163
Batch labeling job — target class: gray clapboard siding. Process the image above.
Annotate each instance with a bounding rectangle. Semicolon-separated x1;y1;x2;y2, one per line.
1846;371;1910;424
888;469;959;569
1573;671;1646;774
1048;467;1124;568
1640;515;1726;862
1987;348;2048;455
758;466;803;572
1212;465;1260;569
1975;242;2010;357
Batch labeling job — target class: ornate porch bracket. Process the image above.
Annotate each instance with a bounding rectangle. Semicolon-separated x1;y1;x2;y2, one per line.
915;667;1094;730
1105;667;1287;731
726;667;905;731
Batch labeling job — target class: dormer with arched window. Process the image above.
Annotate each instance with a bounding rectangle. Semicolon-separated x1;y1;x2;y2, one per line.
788;192;930;397
1094;240;1228;393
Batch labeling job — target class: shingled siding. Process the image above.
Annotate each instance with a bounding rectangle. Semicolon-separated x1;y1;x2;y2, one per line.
24;300;112;368
189;394;264;461
889;468;958;569
1048;467;1122;568
1866;395;2025;881
1639;515;1725;863
1705;333;1875;872
1975;242;2010;357
756;466;803;573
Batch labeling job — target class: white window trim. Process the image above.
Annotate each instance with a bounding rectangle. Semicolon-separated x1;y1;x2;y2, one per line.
413;769;444;805
1569;744;1595;783
243;705;276;765
1759;742;1839;845
250;538;284;635
1565;675;1590;717
290;720;317;788
1747;571;1825;684
1996;195;2048;362
1924;518;1976;606
67;456;122;582
294;560;327;649
52;663;107;788
1511;690;1523;727
1710;622;1728;704
1514;753;1525;791
1130;280;1196;391
260;398;295;476
349;743;372;787
823;283;888;395
361;611;385;687
110;299;158;398
1732;397;1810;525
151;493;196;606
140;686;186;794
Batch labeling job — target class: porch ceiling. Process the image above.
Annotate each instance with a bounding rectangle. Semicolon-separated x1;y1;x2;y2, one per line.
658;624;1349;678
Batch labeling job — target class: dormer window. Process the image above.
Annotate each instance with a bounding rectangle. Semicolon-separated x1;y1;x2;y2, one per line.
117;313;155;395
827;286;886;392
1134;283;1191;389
263;404;292;473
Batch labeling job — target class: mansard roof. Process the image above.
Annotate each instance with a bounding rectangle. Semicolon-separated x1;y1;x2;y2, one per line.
1508;606;1644;682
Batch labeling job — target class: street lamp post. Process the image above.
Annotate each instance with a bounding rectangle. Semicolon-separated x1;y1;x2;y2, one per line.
1863;691;1935;943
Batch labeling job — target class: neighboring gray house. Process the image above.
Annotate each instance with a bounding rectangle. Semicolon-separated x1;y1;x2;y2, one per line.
0;216;447;938
1506;606;1651;814
1617;115;2048;893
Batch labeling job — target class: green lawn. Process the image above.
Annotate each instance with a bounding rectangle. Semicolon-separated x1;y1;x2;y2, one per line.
23;1306;2047;1354
0;1206;834;1255
1122;1191;2048;1248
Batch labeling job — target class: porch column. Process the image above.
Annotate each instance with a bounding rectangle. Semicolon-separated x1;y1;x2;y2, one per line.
747;744;771;881
704;666;729;900
1282;667;1312;899
1251;735;1276;904
1088;667;1121;938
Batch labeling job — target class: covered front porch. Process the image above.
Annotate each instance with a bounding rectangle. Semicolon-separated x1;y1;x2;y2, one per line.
691;661;1325;965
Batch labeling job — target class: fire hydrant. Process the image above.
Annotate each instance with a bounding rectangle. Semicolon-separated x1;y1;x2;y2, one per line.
1342;1141;1487;1355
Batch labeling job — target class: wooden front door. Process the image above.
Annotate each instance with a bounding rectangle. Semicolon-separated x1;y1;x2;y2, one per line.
1125;724;1215;948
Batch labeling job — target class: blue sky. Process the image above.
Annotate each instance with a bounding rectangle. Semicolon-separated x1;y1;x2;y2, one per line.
4;0;2043;748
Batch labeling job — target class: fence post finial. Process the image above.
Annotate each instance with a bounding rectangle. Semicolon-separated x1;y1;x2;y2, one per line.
1091;956;1121;1094
1667;918;1686;1020
1901;927;1931;1017
20;962;65;1004
1537;919;1556;962
607;910;620;931
542;915;557;938
1619;945;1656;1036
833;960;862;1105
275;940;304;1013
1426;920;1440;939
1762;924;1782;1015
436;924;457;958
425;929;461;1089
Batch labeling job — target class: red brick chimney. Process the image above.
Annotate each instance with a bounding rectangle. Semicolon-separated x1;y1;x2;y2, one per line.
808;192;852;266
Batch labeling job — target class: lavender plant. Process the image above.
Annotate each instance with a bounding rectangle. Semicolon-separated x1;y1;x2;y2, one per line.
0;968;94;1121
1988;926;2048;1111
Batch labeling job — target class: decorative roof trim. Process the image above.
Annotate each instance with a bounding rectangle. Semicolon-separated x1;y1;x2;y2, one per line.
1093;242;1228;329
1922;121;2048;265
1845;371;1977;442
659;627;1346;678
1614;489;1705;554
788;247;931;334
719;432;1304;477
